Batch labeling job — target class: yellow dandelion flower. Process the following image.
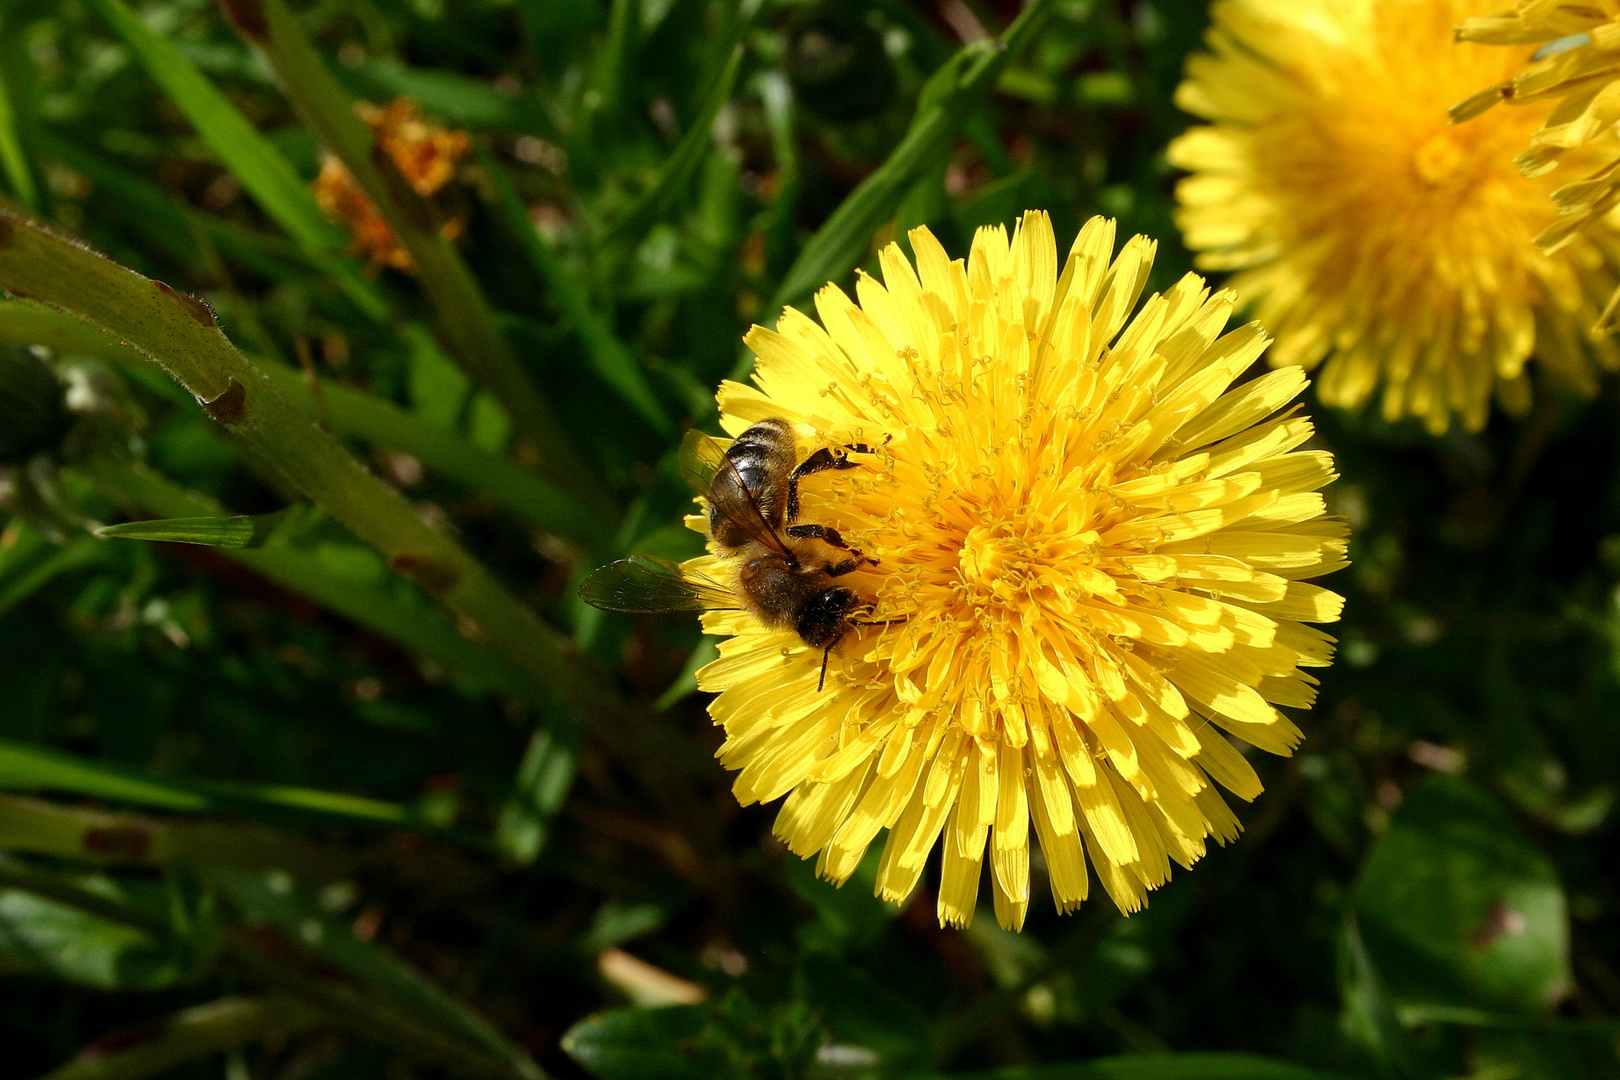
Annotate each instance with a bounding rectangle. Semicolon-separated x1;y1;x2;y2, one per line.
1454;1;1620;329
692;211;1346;930
1170;0;1620;435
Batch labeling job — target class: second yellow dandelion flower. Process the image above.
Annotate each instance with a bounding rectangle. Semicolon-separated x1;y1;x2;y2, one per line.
1171;0;1620;434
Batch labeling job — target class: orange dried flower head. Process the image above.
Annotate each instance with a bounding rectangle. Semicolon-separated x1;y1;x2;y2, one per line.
310;98;471;272
360;98;472;198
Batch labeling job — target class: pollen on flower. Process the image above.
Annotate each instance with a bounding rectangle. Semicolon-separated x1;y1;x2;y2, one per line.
311;98;472;272
691;210;1347;931
1170;0;1620;435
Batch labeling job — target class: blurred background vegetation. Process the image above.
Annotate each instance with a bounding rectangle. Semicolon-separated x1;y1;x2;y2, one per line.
0;0;1614;1077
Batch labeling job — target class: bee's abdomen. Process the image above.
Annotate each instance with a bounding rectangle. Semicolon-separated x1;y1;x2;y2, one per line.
723;418;794;526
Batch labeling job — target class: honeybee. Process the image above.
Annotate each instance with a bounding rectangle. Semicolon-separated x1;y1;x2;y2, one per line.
580;419;889;689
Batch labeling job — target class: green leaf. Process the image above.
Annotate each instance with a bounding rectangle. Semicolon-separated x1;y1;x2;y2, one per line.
562;1006;722;1080
1351;775;1571;1013
1470;1026;1620;1080
0;886;180;991
408;325;474;431
96;511;288;549
579;902;667;954
497;727;578;863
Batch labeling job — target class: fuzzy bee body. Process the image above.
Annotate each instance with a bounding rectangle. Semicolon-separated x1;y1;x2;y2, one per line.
581;419;890;688
736;551;862;650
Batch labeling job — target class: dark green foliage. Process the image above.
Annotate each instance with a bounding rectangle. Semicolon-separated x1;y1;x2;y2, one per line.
0;347;69;464
0;1;1617;1079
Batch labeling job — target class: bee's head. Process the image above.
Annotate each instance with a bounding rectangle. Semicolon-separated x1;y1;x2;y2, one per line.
795;586;861;650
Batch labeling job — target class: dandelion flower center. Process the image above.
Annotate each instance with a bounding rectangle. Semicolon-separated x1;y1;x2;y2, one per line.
1411;128;1475;186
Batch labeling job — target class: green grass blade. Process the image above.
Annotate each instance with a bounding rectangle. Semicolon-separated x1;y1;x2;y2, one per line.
41;134;323;283
479;145;673;435
0;794;349;880
96;513;272;548
253;357;613;548
603;43;744;247
0;14;40;212
0;853;171;939
0;739;208;812
496;726;576;863
83;459;552;710
345;58;557;135
752;0;1058;342
193;780;411;825
0;535;103;621
84;0;336;254
82;0;388;323
0;735;466;841
0;301;608;550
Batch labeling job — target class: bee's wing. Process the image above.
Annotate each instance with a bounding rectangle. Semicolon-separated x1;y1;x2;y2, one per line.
578;554;738;614
679;429;792;559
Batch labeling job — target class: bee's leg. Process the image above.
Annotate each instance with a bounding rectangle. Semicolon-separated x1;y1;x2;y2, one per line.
785;522;846;548
823;557;866;578
835;434;890;458
786;522;881;567
787;446;866;521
